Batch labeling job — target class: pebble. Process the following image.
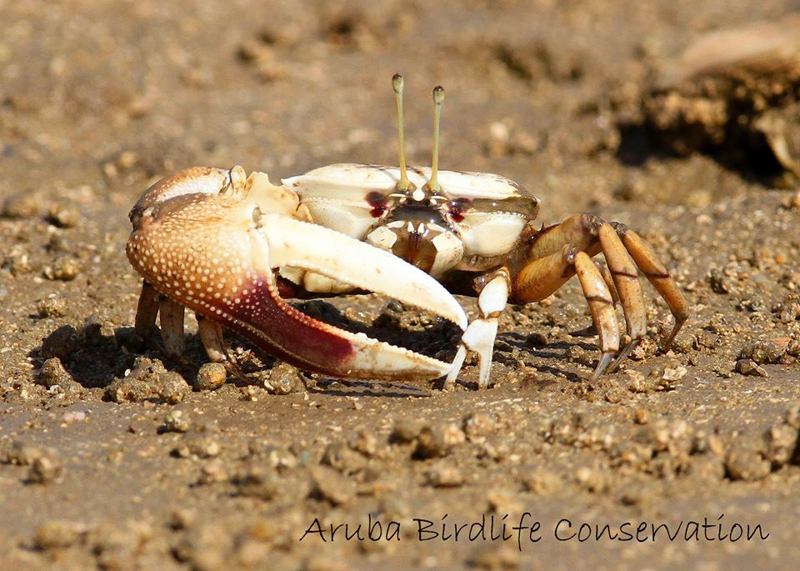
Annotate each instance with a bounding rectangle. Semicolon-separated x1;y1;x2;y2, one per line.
265;362;304;394
390;418;423;443
194;363;227;391
44;256;80;281
247;441;299;469
725;435;771;481
463;413;497;442
425;462;464;487
37;295;68;318
764;423;798;466
38;357;74;388
4;441;44;465
46;204;80;228
574;466;608;493
348;429;379;458
1;192;39;219
162;410;191;433
519;469;562;495
28;454;63;484
413;423;466;459
234;465;282;501
105;357;190;404
469;544;521;570
687;456;726;480
321;442;367;474
486;489;523;514
735;358;768;377
310;465;355;506
32;521;84;550
41;324;80;360
198;459;229;485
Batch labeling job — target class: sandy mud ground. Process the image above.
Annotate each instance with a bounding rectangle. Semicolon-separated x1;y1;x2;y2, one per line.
1;1;800;569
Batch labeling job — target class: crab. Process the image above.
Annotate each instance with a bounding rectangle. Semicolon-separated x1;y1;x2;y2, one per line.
126;75;688;389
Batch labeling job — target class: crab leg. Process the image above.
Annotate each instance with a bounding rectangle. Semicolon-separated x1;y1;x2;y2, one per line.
159;299;186;357
612;224;688;347
197;315;226;362
127;192;467;382
445;268;510;389
134;281;160;341
597;223;647;369
573;251;620;377
509;214;687;376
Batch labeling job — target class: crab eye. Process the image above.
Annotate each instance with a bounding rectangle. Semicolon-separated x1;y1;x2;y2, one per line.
448;197;472;223
365;191;389;218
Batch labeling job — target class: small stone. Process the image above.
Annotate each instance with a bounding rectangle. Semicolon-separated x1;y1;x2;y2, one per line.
1;192;39;219
764;423;798;466
463;413;497;442
425;462;464;487
687;456;726;480
46;204;80;228
321;442;367;474
105;357;190;404
519;469;562;495
786;403;800;429
198;459;229;485
414;423;466;459
33;521;84;550
310;465;355;506
265;362;304;394
28;454;63;484
41;324;80;360
574;466;607;493
469;544;520;570
247;441;298;469
390;418;423;443
348;429;378;458
194;363;226;391
725;435;771;481
525;332;548;347
486;489;523;514
662;365;687;381
4;441;44;465
44;256;80;281
735;359;768;377
185;436;221;459
169;509;196;530
38;357;73;388
633;408;650;424
162;410;191;433
36;295;68;318
234;465;281;501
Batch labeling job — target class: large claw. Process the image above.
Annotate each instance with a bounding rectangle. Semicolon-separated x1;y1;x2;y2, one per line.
126;168;466;382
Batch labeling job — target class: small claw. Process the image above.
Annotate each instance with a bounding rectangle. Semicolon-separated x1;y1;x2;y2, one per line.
592;352;616;380
444;345;468;389
606;340;639;373
460;317;499;389
663;315;687;350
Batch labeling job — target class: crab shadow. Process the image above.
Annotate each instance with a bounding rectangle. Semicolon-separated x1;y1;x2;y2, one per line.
32;302;601;392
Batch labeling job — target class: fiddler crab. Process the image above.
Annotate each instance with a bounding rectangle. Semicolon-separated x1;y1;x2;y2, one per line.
127;74;688;389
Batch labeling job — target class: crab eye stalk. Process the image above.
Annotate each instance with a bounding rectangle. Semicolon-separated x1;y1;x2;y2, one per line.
429;85;445;192
392;73;411;192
